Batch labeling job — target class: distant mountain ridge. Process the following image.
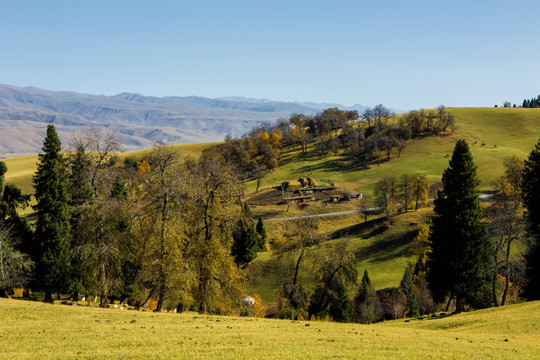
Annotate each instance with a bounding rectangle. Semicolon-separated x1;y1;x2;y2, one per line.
0;83;371;156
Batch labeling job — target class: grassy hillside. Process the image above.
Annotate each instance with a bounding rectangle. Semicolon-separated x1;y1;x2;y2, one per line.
1;297;539;359
248;107;540;195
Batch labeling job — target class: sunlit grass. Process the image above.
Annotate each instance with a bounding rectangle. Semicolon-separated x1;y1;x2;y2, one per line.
1;298;539;359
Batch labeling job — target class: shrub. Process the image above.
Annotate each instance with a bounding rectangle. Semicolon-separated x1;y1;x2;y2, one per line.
124;157;136;168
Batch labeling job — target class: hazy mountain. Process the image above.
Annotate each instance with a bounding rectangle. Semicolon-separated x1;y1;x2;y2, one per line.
0;84;376;156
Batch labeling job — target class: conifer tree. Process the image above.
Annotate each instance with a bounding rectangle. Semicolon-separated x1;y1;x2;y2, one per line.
231;203;259;267
33;125;72;302
353;270;380;323
400;267;420;317
255;216;267;251
427;139;491;312
522;139;540;300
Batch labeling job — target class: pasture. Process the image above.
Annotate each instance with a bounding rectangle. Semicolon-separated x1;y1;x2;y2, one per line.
1;298;539;359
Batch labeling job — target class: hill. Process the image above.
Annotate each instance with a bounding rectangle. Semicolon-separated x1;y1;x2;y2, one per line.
246;107;540;195
1;297;539;359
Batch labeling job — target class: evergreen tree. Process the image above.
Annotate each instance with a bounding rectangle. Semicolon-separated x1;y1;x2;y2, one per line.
0;162;32;259
328;280;353;322
33;125;72;303
231;202;259;267
427;139;492;312
353;270;381;323
110;177;128;200
522;139;540;300
67;144;94;300
400;267;420;317
255;216;267;251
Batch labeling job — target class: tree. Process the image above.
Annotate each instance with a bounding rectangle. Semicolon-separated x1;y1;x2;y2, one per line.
0;224;34;298
399;174;414;213
33;125;72;303
427;139;492;312
411;226;431;281
308;239;357;321
374;177;397;218
0;162;32;272
486;175;525;306
139;145;188;312
274;218;324;287
183;158;243;314
400;267;420;318
353;270;381;323
231;203;259;267
413;174;429;211
255;216;267;251
522;139;540;300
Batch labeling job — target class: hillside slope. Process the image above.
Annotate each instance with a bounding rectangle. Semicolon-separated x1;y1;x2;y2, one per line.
248;107;540;194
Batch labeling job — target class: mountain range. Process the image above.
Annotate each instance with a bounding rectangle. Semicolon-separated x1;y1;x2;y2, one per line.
0;84;371;157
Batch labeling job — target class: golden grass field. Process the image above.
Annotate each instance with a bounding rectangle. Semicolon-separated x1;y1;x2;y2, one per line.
1;297;539;359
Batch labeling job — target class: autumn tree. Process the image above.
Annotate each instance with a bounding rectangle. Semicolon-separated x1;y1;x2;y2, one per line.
308;239;357;322
413;174;430;211
139;145;188;312
374;177;397;218
33;125;72;303
183;158;243;314
486;173;525;306
399;174;414;212
274;218;325;287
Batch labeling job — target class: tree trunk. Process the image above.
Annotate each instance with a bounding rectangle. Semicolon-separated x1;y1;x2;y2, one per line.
501;239;513;306
492;249;499;307
455;297;465;314
44;291;54;303
445;295;453;312
293;248;305;287
72;290;79;302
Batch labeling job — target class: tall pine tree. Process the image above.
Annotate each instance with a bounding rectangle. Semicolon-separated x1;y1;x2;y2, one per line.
522;139;540;300
427;139;492;312
33;125;72;303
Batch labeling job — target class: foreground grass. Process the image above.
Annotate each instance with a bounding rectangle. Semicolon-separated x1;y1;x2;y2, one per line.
1;298;539;359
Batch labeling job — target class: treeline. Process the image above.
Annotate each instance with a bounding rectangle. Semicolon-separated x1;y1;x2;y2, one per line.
206;105;455;192
0;126;267;313
521;95;540;108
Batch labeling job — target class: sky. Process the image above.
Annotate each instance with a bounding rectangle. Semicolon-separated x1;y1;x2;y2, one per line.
1;0;540;110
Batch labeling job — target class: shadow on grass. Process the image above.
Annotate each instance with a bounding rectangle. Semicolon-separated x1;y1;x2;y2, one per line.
293;158;371;175
355;228;418;264
330;217;386;239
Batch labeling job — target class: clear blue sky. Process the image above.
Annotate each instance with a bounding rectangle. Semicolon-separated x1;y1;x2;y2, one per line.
1;0;539;110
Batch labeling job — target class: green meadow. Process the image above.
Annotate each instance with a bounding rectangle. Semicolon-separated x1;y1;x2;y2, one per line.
1;297;539;359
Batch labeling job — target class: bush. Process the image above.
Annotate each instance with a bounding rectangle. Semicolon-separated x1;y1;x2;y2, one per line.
307;177;317;187
124;157;136;168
